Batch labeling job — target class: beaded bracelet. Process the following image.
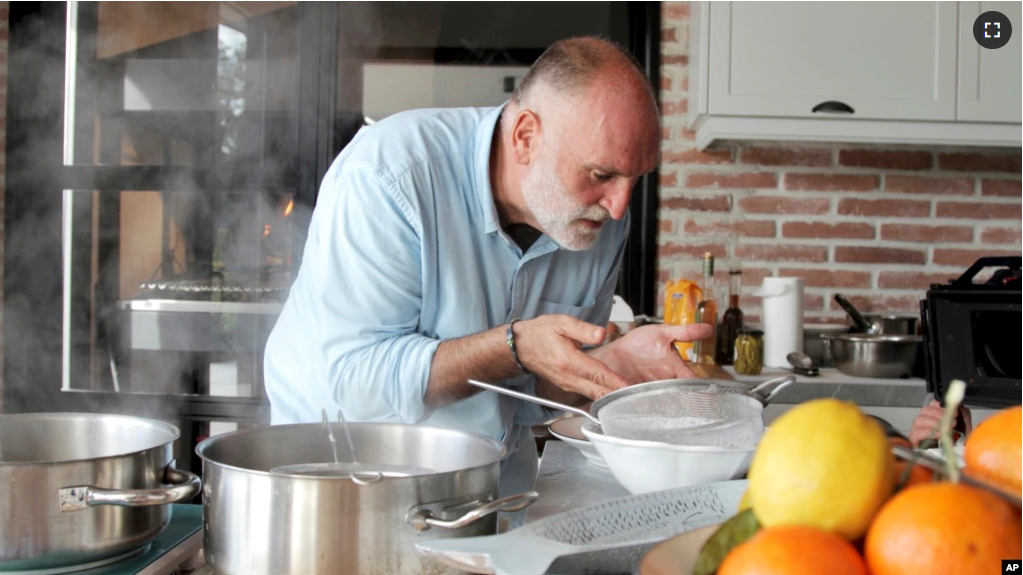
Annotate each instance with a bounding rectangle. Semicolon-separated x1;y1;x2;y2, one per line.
505;319;532;375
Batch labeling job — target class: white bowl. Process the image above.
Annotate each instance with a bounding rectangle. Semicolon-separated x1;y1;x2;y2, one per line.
580;423;756;494
549;416;607;468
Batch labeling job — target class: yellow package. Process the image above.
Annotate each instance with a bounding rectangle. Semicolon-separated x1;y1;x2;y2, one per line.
664;279;702;361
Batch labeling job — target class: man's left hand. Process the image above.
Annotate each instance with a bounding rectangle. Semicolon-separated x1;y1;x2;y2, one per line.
589;323;714;385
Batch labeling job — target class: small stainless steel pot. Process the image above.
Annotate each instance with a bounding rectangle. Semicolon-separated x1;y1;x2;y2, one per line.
823;333;923;378
0;413;201;572
846;313;919;335
196;422;536;575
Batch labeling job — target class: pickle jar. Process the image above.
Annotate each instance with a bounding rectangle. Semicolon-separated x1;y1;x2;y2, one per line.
734;328;765;376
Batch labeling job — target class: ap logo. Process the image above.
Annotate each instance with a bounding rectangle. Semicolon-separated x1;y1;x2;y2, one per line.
1005;559;1022;572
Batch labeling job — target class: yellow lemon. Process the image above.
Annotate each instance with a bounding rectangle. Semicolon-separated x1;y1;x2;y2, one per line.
747;399;896;541
737;489;752;513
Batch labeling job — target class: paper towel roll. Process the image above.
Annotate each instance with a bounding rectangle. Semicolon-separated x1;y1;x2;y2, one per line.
754;277;804;368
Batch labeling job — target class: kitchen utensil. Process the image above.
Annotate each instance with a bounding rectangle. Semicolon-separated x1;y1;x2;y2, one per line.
834;293;874;333
822;332;922;378
637;524;720;575
580;424;757;494
196;421;536;575
786;351;820;377
468;376;795;447
890;444;1022;508
849;313;919;335
548;416;607;468
866;415;1020;506
415;480;746;575
0;413;201;572
753;277;804;368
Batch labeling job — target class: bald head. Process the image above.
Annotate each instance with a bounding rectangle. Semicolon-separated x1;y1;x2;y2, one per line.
513;37;655;108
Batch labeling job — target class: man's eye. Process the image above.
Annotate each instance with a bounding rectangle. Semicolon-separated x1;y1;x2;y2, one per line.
593;172;613;182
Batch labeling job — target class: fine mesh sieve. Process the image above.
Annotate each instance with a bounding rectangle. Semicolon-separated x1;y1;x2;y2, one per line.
468;376;794;447
595;384;765;447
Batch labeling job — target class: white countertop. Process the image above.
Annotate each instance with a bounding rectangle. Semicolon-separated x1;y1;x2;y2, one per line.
722;365;925;387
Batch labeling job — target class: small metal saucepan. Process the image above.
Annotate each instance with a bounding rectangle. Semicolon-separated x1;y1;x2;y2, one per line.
846;313;919;335
822;332;922;378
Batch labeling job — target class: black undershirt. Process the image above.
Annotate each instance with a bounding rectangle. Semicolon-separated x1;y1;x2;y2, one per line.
505;223;542;252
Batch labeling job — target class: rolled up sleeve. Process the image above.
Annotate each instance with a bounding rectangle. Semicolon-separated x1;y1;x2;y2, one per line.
309;159;438;423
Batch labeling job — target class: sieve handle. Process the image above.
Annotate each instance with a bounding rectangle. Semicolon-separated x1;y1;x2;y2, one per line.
467;379;600;423
749;375;796;404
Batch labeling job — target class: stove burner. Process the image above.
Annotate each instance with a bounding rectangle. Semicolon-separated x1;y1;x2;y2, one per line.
5;545;148;575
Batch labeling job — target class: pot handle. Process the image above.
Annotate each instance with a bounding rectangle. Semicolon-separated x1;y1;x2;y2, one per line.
749;375;796;405
408;491;539;532
59;461;201;512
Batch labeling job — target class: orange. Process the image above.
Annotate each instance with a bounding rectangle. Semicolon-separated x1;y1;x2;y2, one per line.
964;405;1022;493
894;460;933;489
865;482;1022;575
718;525;868;575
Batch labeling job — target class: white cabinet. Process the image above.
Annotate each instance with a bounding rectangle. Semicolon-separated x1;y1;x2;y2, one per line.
708;2;957;121
688;1;1022;150
957;1;1023;122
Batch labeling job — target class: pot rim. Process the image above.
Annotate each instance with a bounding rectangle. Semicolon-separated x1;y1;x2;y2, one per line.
823;333;922;343
194;421;506;481
0;412;180;467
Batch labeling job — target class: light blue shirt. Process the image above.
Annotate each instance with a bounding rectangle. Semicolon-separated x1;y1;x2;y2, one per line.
264;104;629;456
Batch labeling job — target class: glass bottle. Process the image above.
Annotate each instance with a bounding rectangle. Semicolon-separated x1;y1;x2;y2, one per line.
717;268;744;365
693;252;718;364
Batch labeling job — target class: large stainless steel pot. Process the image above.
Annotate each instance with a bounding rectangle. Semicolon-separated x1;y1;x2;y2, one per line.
0;413;201;572
196;422;537;575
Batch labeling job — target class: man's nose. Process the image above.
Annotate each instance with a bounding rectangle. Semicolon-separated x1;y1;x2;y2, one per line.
600;180;634;220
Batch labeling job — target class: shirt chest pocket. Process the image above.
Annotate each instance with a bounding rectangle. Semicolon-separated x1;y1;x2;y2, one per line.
533;297;600;323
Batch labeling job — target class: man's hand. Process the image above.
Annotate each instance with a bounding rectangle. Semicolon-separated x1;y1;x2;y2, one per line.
589;323;714;385
514;315;631;400
909;399;973;446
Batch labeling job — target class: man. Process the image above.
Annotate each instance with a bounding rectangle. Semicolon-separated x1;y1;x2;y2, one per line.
264;37;711;499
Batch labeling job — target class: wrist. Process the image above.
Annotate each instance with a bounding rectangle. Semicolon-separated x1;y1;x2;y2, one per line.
506;319;532;375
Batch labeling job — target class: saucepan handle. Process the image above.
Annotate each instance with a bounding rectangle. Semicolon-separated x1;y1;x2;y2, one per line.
59;461;201;512
408;491;539;532
749;375;796;405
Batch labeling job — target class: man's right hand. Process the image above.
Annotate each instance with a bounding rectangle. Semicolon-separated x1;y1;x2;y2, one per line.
513;314;630;400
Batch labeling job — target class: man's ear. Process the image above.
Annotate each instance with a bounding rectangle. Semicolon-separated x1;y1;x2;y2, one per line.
511;110;541;166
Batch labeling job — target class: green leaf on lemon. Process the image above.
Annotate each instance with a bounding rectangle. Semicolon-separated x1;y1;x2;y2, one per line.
693;509;760;575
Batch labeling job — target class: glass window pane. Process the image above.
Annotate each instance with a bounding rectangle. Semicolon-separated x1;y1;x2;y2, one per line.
333;2;618;147
66;2;299;168
63;189;295;399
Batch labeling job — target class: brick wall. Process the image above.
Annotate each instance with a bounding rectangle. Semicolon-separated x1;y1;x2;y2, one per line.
0;2;7;405
657;2;1022;323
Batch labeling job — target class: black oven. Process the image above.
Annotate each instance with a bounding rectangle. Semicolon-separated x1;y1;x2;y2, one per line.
921;257;1022;409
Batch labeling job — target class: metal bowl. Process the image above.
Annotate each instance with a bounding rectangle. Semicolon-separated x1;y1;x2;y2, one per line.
823;333;922;378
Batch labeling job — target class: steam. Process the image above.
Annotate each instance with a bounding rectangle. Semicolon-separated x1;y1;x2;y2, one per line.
2;3;315;457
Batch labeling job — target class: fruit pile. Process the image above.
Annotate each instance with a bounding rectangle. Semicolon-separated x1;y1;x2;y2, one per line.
695;398;1022;575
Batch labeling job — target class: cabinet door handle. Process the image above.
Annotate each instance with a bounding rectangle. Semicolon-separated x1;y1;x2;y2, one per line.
812;100;855;114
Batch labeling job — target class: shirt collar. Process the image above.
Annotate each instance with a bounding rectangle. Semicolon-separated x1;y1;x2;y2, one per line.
473;103;507;235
